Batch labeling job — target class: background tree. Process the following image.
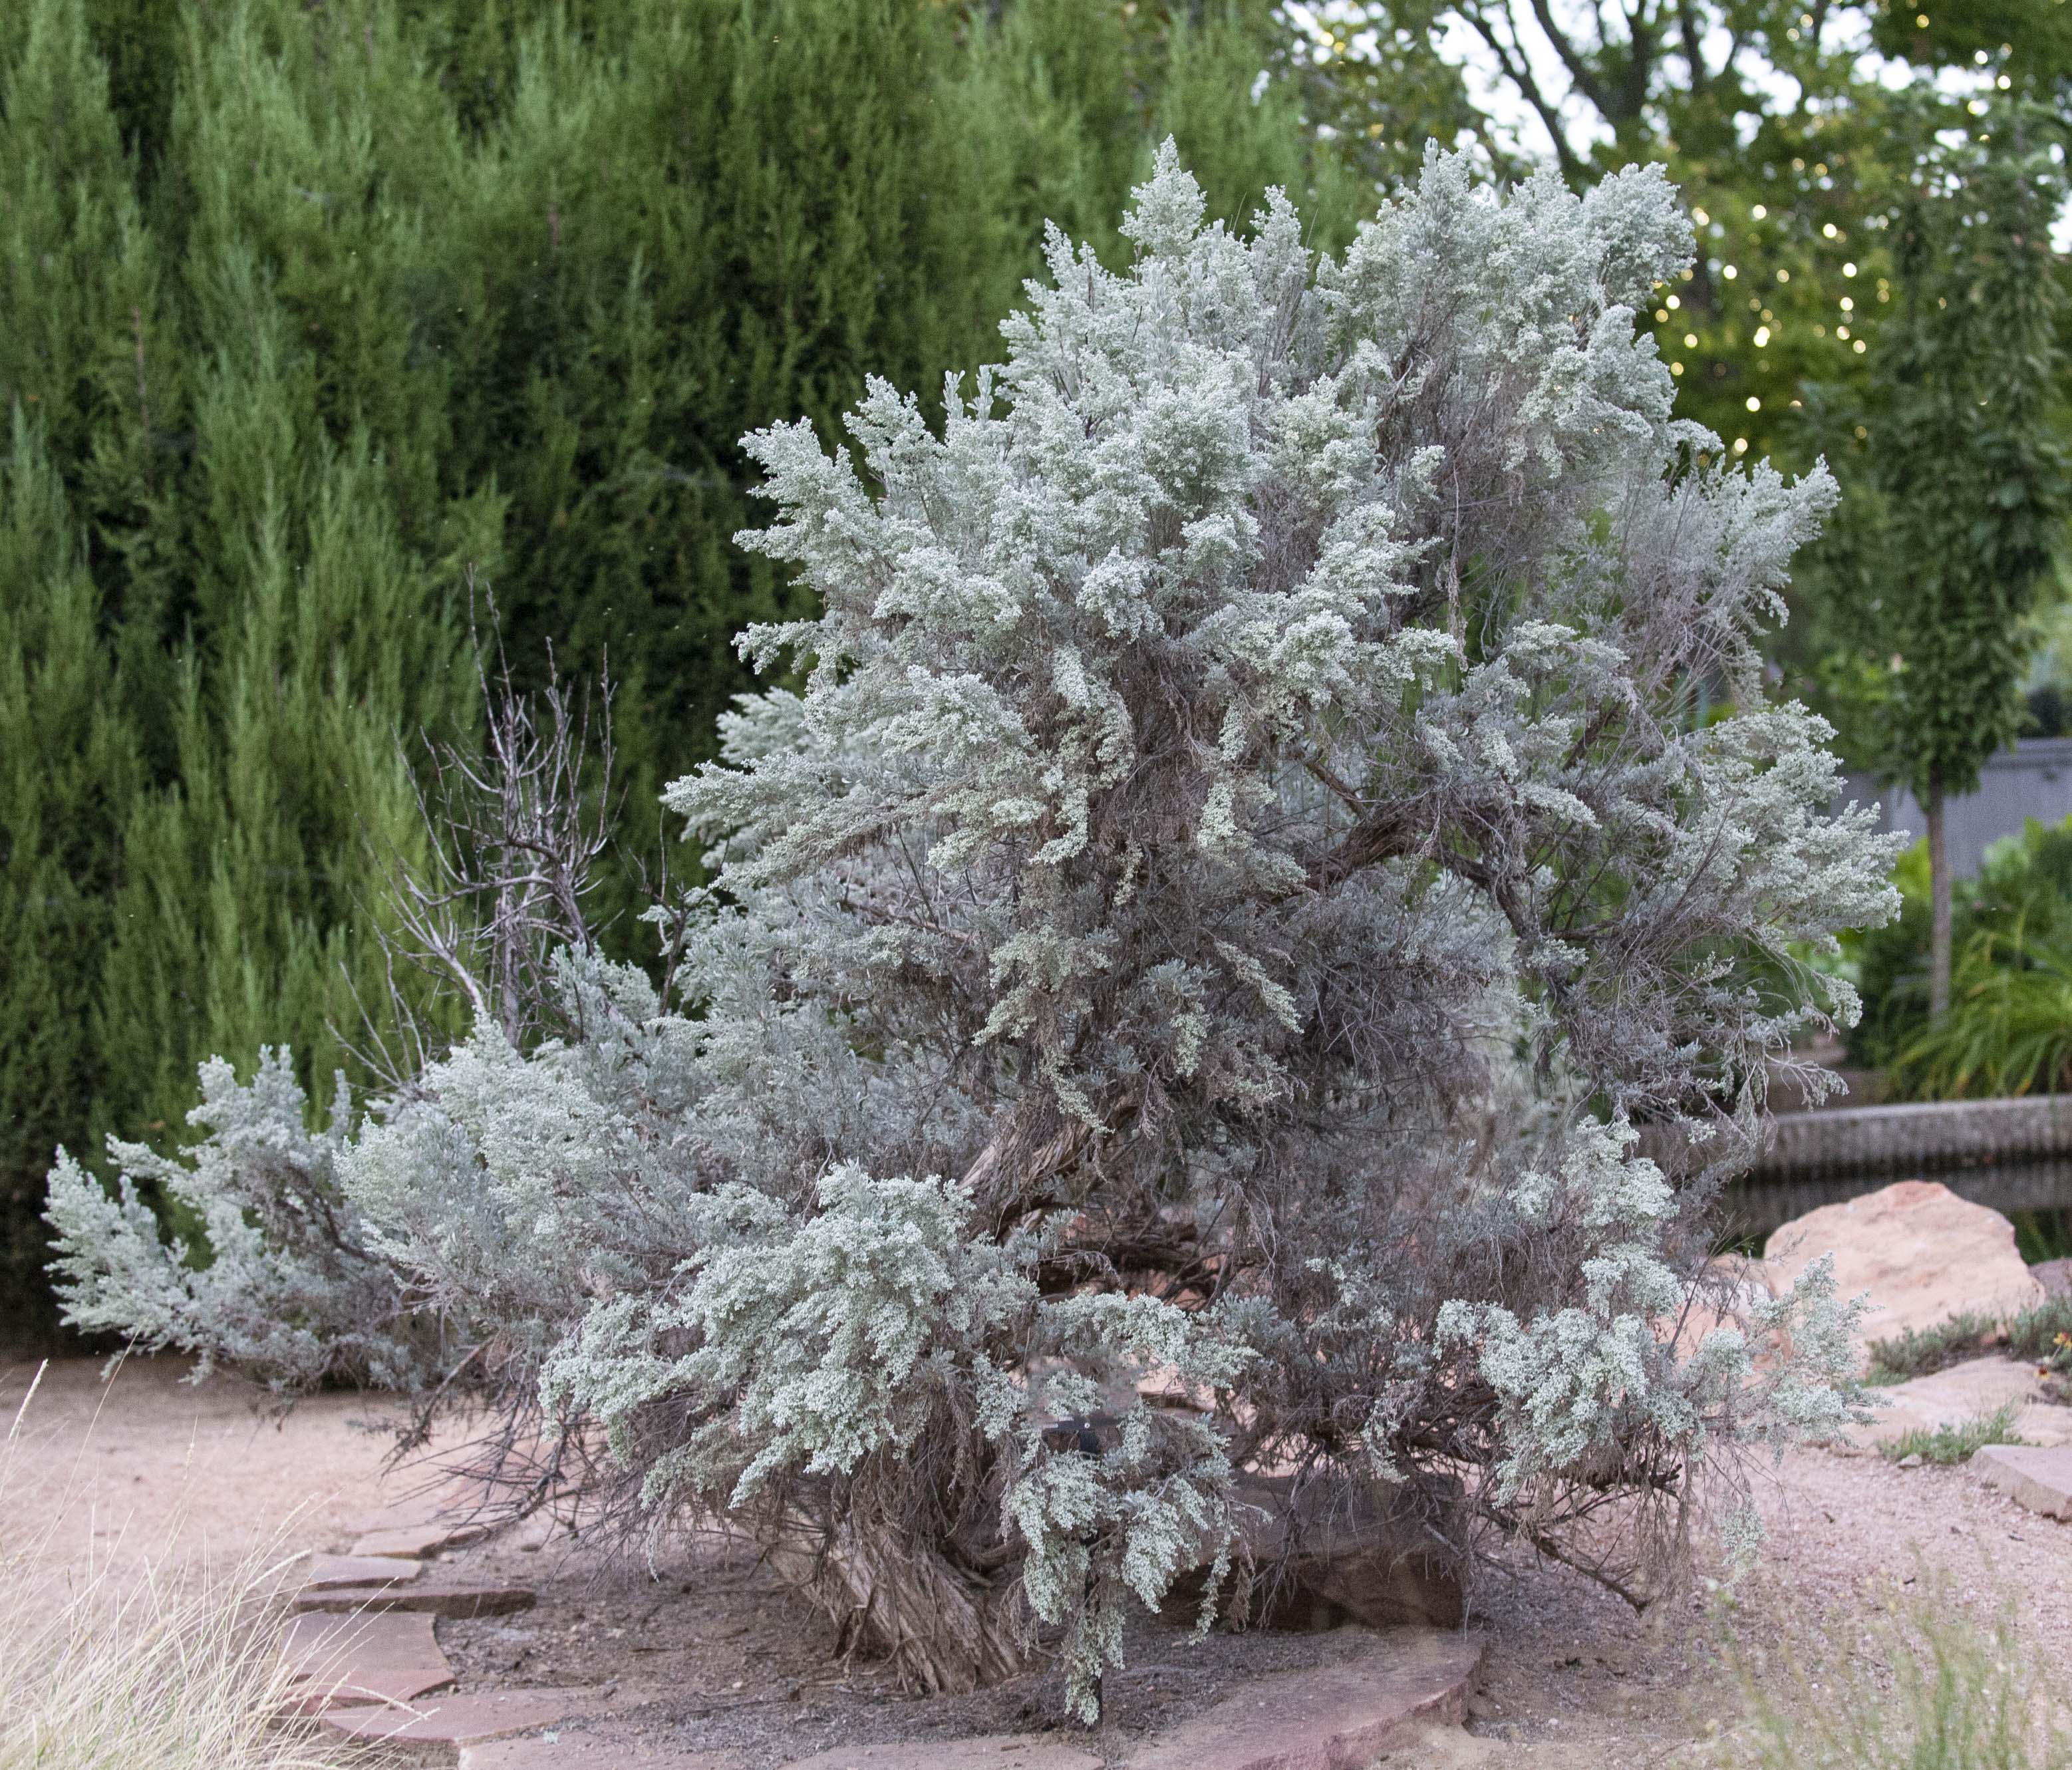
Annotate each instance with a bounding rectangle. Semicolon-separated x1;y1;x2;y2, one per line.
1294;3;2072;553
1827;120;2069;1015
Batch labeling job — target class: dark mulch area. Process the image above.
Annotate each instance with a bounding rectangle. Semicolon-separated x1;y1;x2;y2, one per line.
436;1525;1389;1768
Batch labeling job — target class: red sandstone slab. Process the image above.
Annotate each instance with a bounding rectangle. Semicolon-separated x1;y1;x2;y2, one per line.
282;1661;458;1717
462;1729;741;1768
782;1739;1099;1770
278;1610;454;1715
1975;1444;2072;1519
1119;1630;1486;1770
281;1608;446;1676
344;1478;500;1535
303;1552;426;1590
321;1688;616;1756
292;1580;535;1618
353;1519;494;1559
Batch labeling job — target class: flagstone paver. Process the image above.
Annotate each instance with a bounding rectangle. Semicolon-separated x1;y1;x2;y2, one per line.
301;1552;427;1590
320;1687;623;1757
1117;1628;1486;1770
281;1608;446;1674
1974;1443;2072;1519
291;1580;536;1617
278;1610;454;1715
283;1659;460;1717
780;1737;1101;1769
353;1519;496;1560
460;1729;742;1768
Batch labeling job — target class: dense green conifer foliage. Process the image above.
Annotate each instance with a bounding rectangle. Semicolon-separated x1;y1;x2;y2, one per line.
0;0;1372;1342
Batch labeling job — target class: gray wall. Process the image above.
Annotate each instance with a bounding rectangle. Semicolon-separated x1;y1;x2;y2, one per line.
1845;737;2072;877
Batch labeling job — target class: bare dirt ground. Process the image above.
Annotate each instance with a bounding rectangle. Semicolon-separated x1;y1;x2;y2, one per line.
6;1353;2067;1767
0;1352;473;1578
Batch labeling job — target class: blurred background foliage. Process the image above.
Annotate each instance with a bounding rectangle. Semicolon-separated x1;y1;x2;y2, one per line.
1850;817;2072;1099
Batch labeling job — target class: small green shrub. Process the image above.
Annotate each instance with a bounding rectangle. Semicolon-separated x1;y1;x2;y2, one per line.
1888;925;2072;1103
1852;816;2072;1093
1864;1312;2000;1384
1879;1401;2025;1466
2004;1296;2072;1371
1733;1583;2072;1769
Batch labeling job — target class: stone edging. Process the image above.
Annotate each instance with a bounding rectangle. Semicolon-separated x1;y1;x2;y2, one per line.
1755;1094;2072;1181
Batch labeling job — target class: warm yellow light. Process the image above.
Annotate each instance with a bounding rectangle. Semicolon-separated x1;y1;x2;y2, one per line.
1723;265;1738;279
1692;208;1709;225
1753;326;1771;346
1839;296;1853;311
1843;261;1856;276
1733;438;1749;454
1745;396;1761;412
1751;204;1767;219
1854;339;1867;353
1672;362;1685;376
1684;333;1698;348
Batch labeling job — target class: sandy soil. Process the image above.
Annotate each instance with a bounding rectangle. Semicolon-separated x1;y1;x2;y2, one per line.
0;1352;473;1577
7;1353;2068;1767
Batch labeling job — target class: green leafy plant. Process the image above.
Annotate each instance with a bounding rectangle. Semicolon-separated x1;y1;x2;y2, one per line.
2004;1296;2072;1372
1879;1402;2025;1466
1864;1296;2072;1388
1887;925;2072;1102
1864;1312;2001;1386
1852;816;2072;1085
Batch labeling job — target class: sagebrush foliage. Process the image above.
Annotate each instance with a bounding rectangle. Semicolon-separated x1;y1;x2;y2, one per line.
50;149;1894;1712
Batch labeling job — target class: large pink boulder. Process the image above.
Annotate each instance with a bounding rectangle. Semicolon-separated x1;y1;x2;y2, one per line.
1763;1180;2045;1369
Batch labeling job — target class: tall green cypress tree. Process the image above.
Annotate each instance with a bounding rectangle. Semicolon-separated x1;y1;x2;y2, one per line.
0;415;141;1341
0;0;163;1343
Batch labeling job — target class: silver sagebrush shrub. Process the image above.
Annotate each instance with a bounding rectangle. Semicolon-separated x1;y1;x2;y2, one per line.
48;144;1896;1713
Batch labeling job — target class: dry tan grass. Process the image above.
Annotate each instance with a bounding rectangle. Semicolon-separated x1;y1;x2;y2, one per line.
0;1362;350;1770
1728;1576;2072;1770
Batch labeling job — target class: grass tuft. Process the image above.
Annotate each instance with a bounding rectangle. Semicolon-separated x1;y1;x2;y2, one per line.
1732;1580;2071;1769
1879;1401;2025;1467
0;1362;347;1770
